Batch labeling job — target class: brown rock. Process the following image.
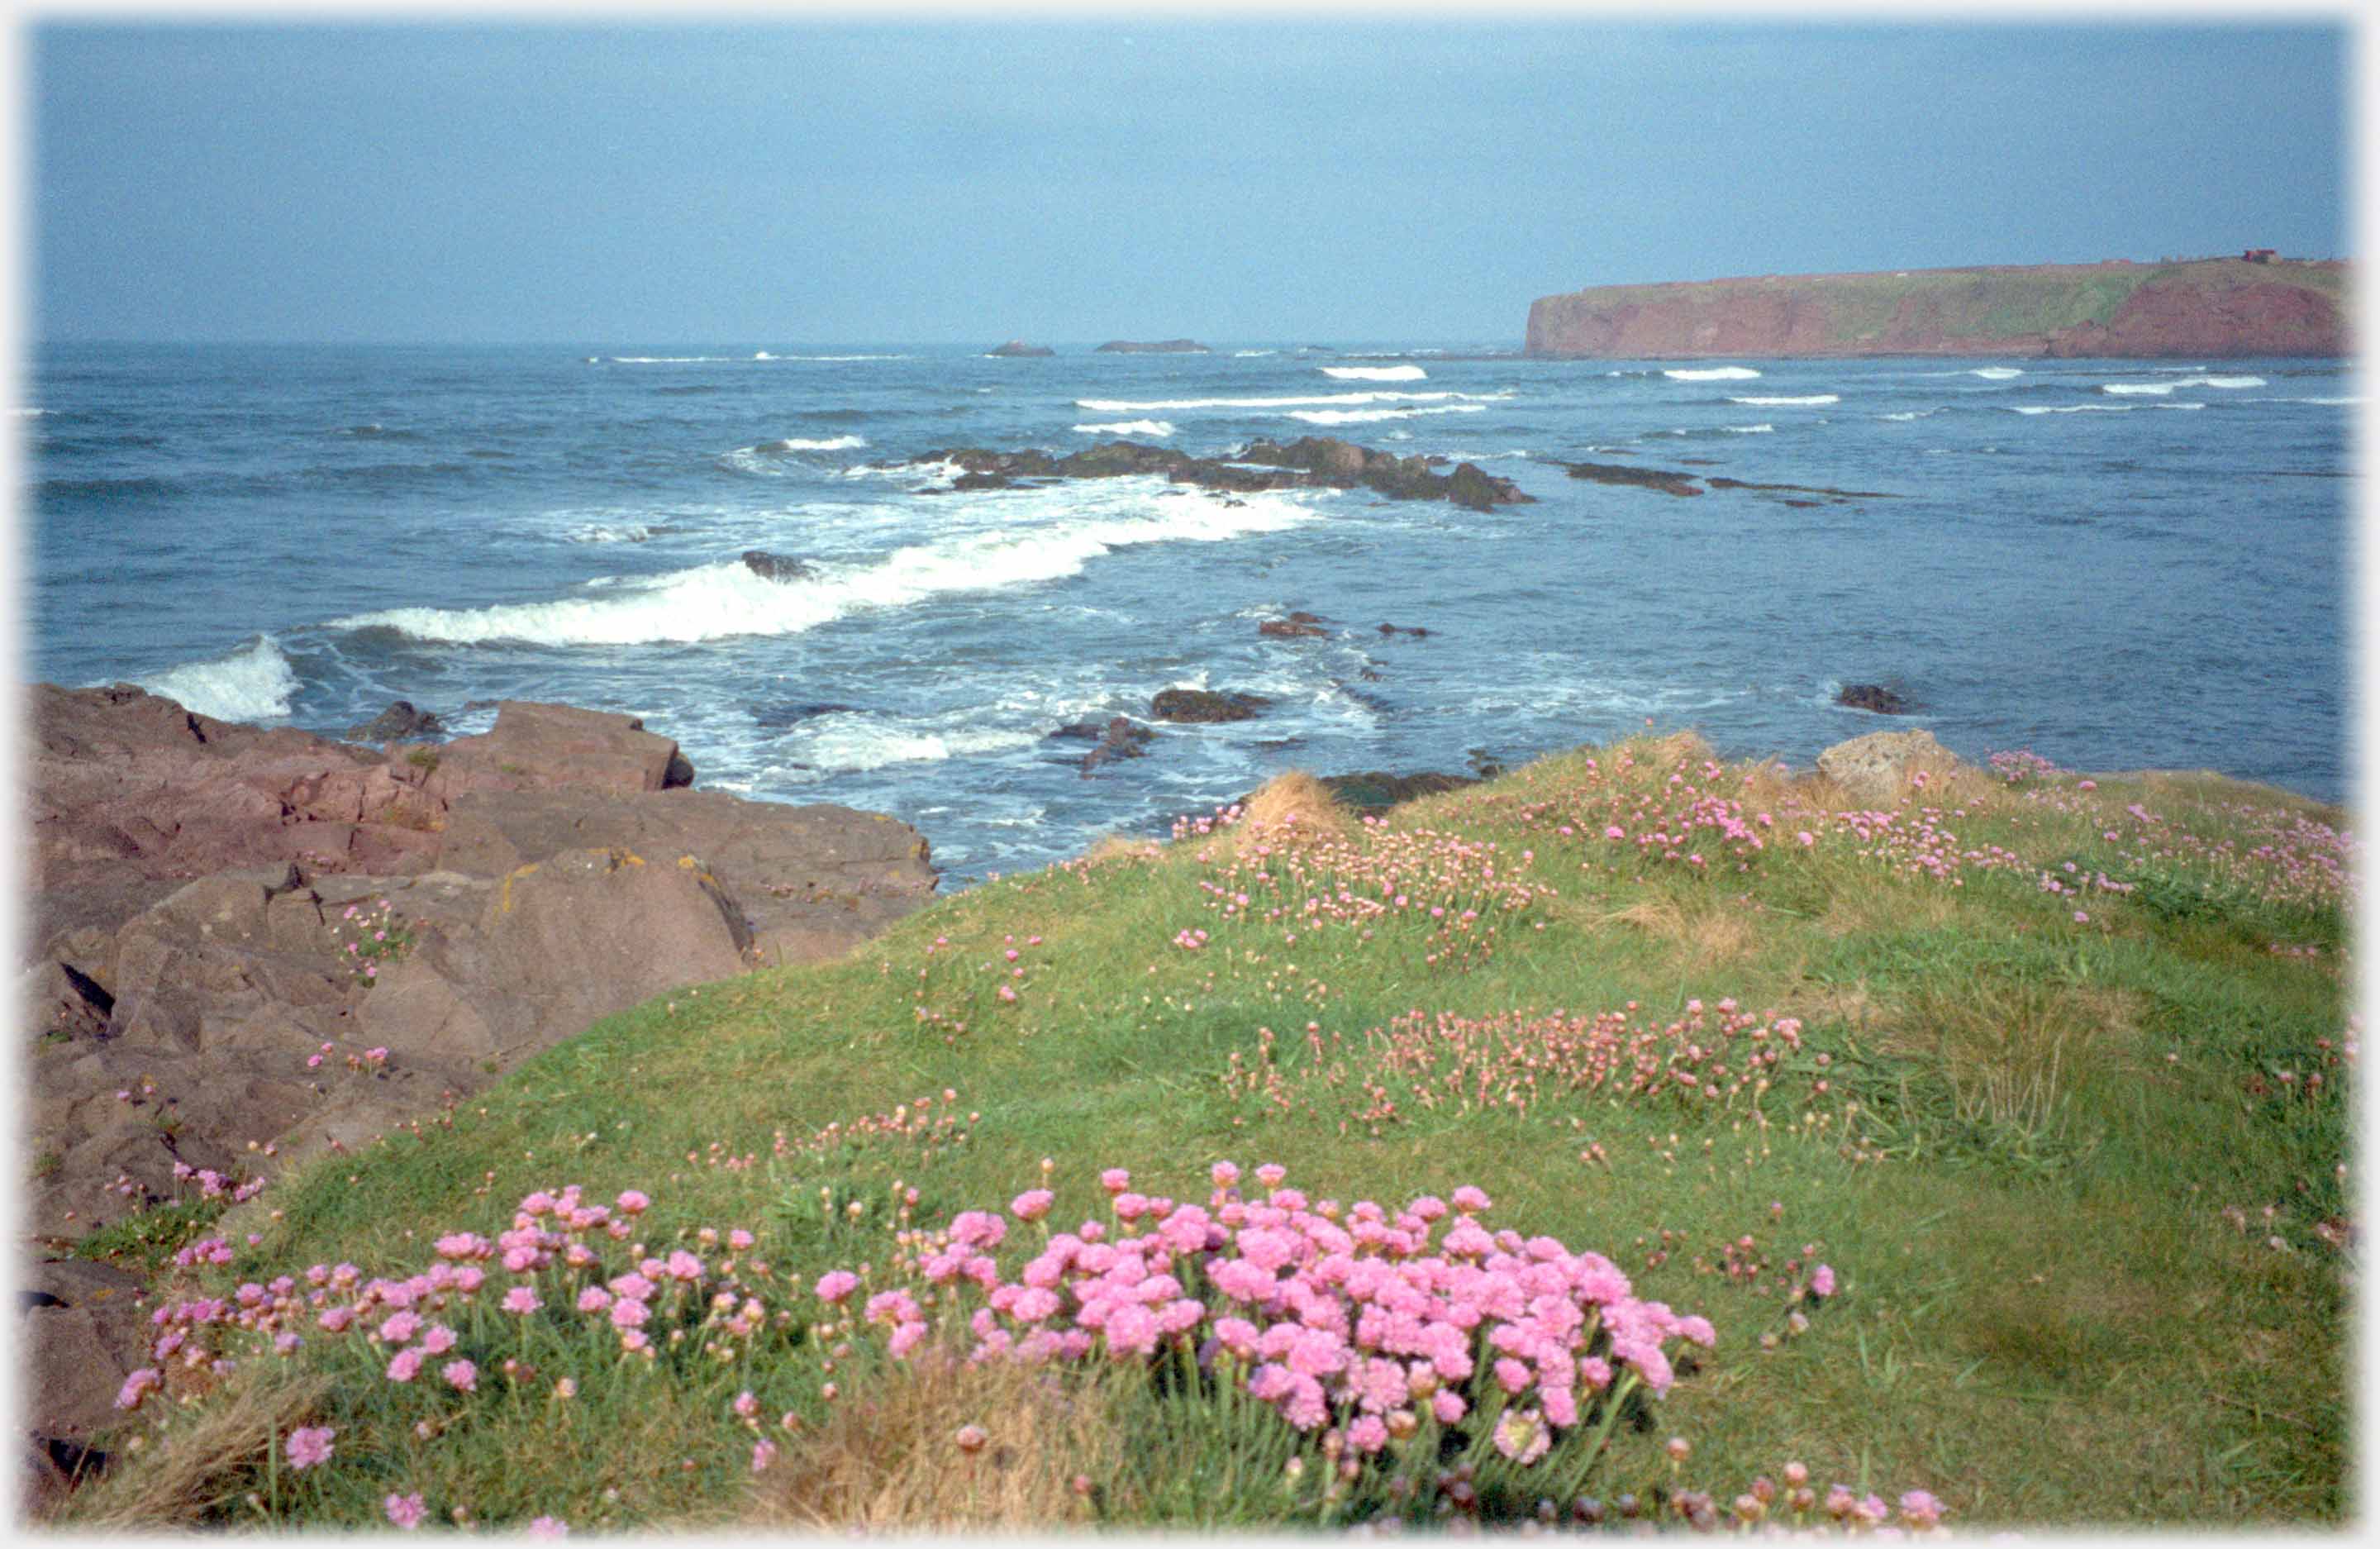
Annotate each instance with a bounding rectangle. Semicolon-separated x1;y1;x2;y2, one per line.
1815;729;1961;806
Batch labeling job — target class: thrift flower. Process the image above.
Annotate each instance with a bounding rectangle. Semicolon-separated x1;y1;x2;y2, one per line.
285;1427;334;1471
385;1493;427;1530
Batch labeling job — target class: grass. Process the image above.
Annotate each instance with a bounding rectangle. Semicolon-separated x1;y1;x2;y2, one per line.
62;736;2355;1532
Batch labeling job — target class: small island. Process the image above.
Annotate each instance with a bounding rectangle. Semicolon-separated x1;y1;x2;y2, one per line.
986;339;1054;357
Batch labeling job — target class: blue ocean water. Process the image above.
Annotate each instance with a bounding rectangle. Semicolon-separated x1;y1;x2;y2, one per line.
21;343;2354;884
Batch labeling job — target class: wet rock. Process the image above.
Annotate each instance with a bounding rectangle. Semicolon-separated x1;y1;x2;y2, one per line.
1151;689;1270;724
345;700;445;745
1835;683;1911;715
1259;620;1328;639
907;437;1532;511
1557;459;1704;497
1377;622;1430;637
1070;717;1158;778
1706;477;1898;500
741;550;814;582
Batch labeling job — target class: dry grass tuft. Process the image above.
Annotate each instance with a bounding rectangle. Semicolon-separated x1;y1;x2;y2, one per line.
1083;832;1164;866
1235;771;1359;850
748;1348;1120;1531
62;1366;330;1530
1596;892;1761;966
1879;978;2138;1141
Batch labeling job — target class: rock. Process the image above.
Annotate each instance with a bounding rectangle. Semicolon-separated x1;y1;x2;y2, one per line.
1558;459;1705;497
345;700;445;744
1230;770;1476;814
1094;339;1211;353
1706;477;1899;501
1816;729;1961;806
741;550;814;582
1377;622;1430;637
412;700;697;805
431;787;936;967
1073;717;1157;778
1285;611;1325;625
988;340;1054;357
1151;689;1270;724
21;1257;151;1467
1835;683;1911;714
907;438;1532;512
1259;620;1327;639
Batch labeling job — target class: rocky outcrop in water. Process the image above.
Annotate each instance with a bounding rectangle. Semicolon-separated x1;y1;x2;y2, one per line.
1152;689;1270;724
988;340;1054;357
1526;256;2352;359
910;437;1533;512
1835;684;1911;715
742;550;815;582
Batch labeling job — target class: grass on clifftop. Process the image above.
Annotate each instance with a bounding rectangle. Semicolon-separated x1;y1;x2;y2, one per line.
69;734;2355;1534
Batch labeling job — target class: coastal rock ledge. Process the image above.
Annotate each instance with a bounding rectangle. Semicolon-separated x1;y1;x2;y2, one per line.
18;685;939;1472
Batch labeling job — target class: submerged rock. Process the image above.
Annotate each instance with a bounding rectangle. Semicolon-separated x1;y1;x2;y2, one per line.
1557;459;1705;497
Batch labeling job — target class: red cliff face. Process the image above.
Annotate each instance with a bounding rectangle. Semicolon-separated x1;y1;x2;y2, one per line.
1525;260;2352;359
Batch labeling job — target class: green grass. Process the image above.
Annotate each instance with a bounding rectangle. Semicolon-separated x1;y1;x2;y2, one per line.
68;736;2354;1532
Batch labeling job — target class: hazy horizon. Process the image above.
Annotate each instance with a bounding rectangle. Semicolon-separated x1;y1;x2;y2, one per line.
31;20;2349;347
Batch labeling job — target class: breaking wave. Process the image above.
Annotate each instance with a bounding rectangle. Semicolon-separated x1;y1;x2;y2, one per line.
1073;420;1176;436
2102;375;2266;396
1663;366;1762;381
1729;394;1839;406
1321;365;1428;382
1288;404;1488;426
2011;403;2207;415
329;483;1321;648
1970;367;2025;380
130;636;300;722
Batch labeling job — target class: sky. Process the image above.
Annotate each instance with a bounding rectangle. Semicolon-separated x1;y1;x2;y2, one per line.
24;16;2355;346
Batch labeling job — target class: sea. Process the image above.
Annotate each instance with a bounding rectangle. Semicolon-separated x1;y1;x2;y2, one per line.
20;343;2356;885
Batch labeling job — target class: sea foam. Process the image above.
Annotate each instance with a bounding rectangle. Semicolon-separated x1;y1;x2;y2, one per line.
1321;365;1428;381
331;483;1321;648
1663;366;1762;381
1969;367;2025;380
131;636;301;722
1288;404;1488;426
1730;394;1838;406
1073;420;1176;436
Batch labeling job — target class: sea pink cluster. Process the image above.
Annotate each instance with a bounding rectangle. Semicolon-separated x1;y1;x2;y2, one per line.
1827;805;2026;884
1987;749;2064;784
1186;818;1554;969
812;1161;1729;1476
1483;755;1779;878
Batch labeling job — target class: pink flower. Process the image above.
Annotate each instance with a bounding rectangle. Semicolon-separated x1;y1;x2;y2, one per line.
751;1440;778;1474
502;1286;542;1316
1210;1161;1240;1189
420;1324;458;1356
386;1347;424;1383
1100;1168;1131;1194
114;1368;162;1411
1451;1184;1492;1213
1809;1264;1836;1299
1899;1489;1944;1529
814;1270;860;1304
385;1492;427;1530
284;1426;335;1471
1010;1189;1054;1222
616;1189;650;1215
442;1359;477;1392
377;1311;421;1345
528;1518;568;1538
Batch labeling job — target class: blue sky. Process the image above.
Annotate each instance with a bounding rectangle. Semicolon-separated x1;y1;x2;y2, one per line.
28;19;2351;345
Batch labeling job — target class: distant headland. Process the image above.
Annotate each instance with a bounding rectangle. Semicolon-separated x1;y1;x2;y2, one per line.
1525;253;2352;359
